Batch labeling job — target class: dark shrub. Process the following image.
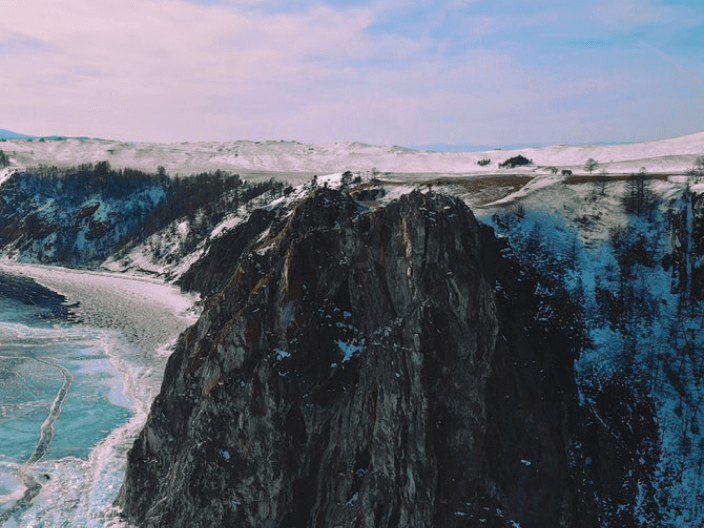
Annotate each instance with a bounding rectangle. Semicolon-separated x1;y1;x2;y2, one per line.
499;155;532;169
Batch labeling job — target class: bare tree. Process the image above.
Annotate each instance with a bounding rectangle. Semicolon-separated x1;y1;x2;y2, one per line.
584;158;599;173
622;168;656;216
341;170;353;188
595;170;609;196
686;169;701;185
370;168;379;184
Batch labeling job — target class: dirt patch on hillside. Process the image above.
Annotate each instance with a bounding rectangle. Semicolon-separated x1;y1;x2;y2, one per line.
564;173;670;185
416;175;533;205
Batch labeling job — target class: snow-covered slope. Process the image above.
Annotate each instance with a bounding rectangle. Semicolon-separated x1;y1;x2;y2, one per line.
482;177;704;526
1;131;702;178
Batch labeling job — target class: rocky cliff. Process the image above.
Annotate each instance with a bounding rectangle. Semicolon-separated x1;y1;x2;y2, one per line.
663;188;704;303
116;189;595;527
0;169;164;266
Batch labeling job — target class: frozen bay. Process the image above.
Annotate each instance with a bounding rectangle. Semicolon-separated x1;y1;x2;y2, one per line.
0;264;198;527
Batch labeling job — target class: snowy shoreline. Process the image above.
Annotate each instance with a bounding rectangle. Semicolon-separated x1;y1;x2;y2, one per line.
0;263;200;526
0;263;199;356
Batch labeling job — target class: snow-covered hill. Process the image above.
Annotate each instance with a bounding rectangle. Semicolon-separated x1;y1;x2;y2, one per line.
1;131;702;178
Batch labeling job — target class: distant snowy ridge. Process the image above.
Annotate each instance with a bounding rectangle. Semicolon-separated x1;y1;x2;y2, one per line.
0;131;702;177
0;128;33;140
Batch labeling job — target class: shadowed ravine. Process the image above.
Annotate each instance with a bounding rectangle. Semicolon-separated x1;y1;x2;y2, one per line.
0;356;73;523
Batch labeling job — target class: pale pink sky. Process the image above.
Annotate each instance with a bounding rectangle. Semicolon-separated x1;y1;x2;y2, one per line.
1;0;703;146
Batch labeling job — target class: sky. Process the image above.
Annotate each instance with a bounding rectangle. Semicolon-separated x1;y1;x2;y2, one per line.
1;0;703;146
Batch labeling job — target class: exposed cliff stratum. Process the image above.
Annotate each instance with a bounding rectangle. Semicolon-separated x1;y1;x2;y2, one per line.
117;189;596;527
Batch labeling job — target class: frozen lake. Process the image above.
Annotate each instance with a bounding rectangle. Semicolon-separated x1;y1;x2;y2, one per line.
0;264;198;527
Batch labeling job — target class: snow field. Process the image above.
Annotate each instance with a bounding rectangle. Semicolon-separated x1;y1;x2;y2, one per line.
1;130;702;178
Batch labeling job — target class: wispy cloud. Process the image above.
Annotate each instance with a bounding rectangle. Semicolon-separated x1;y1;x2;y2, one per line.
1;0;702;144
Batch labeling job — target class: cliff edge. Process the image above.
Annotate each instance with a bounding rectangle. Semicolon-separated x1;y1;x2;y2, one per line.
117;189;593;527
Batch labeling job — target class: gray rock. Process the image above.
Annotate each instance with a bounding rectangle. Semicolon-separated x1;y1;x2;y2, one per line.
117;189;593;527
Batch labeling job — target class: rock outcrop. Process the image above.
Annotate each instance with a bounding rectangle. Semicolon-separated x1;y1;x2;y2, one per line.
0;171;164;266
117;189;594;527
177;207;277;297
663;189;704;302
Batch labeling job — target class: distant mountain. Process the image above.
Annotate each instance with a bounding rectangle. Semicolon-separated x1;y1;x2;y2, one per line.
1;132;701;175
0;129;33;140
408;142;543;152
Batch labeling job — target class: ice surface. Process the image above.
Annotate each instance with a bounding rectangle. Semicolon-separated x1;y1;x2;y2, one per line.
0;264;197;355
0;264;198;526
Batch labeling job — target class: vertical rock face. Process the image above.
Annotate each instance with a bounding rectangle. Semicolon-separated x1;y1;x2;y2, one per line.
117;189;591;527
664;190;704;302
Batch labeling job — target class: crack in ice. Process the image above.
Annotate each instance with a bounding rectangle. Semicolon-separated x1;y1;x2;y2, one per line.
0;356;72;523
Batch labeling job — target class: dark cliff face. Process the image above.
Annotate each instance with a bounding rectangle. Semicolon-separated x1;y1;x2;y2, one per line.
0;172;163;266
117;189;593;527
663;190;704;302
176;207;278;297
